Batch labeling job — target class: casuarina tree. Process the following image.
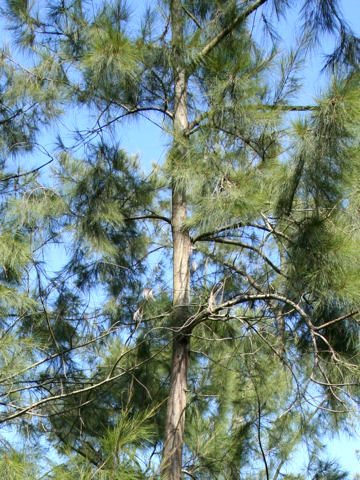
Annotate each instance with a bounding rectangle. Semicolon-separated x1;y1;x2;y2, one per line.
0;1;360;478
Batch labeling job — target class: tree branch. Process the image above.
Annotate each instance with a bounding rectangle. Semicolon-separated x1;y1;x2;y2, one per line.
256;395;270;480
124;214;171;225
0;335;169;423
88;105;173;136
313;310;359;331
188;104;316;135
181;5;202;29
194;0;269;65
196;236;285;277
0;158;53;182
183;292;311;332
192;222;243;242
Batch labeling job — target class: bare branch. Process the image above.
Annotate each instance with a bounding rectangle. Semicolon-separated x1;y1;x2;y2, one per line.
0;158;53;182
192;222;243;243
197;236;286;277
313;310;359;331
125;214;171;225
256;395;270;480
182;5;202;29
184;292;311;331
0;339;167;423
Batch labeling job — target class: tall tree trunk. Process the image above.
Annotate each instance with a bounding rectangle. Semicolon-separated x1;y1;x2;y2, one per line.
161;1;191;478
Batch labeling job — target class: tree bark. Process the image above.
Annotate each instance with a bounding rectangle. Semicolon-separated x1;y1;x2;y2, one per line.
161;1;191;479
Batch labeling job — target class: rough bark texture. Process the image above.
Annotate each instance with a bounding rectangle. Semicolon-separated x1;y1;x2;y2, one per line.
162;333;190;479
161;1;191;478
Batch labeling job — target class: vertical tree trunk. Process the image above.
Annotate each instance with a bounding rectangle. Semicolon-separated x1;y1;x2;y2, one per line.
161;1;191;479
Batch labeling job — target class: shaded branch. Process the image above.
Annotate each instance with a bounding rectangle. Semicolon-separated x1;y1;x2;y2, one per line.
193;220;291;244
256;395;270;480
192;222;243;243
0;159;53;183
88;105;173;136
0;334;169;423
313;310;359;331
0;102;36;126
125;214;171;224
197;236;285;277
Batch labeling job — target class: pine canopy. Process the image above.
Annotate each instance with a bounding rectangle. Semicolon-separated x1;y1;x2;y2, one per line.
0;0;359;478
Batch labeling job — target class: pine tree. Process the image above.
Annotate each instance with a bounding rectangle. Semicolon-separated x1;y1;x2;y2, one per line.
0;1;360;479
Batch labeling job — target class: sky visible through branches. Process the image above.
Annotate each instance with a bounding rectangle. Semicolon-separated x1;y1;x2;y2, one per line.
1;0;360;476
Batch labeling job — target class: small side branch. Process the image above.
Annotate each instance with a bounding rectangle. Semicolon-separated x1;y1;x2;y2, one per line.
125;214;171;225
256;395;270;480
0;158;53;182
181;5;202;29
197;236;285;277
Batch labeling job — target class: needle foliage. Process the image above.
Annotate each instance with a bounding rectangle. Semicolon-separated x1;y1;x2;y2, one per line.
0;0;359;478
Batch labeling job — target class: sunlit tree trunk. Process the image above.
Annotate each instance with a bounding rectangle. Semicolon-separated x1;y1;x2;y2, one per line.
161;1;191;478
